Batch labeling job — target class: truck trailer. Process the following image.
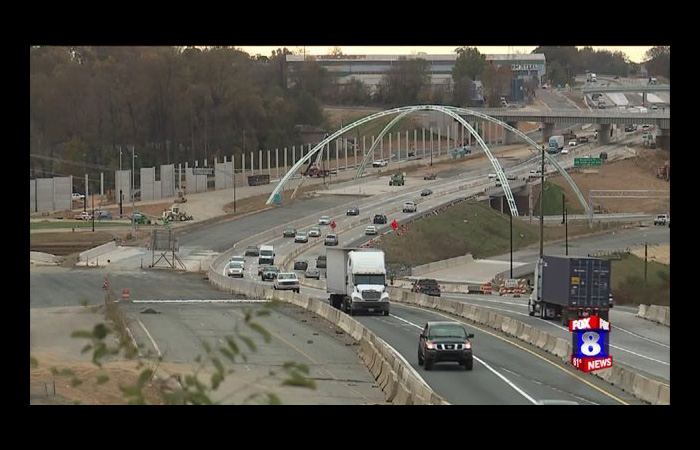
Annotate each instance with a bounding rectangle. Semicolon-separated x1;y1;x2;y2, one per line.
326;247;390;316
528;255;612;325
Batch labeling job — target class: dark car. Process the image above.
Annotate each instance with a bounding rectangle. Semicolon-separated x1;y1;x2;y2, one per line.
423;173;437;180
373;214;387;224
418;321;474;371
316;255;327;269
244;245;260;257
346;205;360;216
577;136;589;143
420;188;433;197
293;259;308;271
261;265;279;281
283;226;296;238
411;278;441;297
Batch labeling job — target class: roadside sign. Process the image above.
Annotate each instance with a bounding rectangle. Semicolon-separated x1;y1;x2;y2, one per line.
330;221;336;230
574;157;602;167
391;220;399;230
193;167;214;175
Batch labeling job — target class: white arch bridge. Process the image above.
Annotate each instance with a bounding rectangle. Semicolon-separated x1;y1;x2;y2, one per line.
265;105;589;217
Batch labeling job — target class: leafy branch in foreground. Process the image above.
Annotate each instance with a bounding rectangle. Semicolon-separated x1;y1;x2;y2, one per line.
31;297;317;404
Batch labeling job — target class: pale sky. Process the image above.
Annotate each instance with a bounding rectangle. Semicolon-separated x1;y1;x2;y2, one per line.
236;46;655;63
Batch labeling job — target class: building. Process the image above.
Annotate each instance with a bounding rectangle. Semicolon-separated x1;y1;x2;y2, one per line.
286;53;546;99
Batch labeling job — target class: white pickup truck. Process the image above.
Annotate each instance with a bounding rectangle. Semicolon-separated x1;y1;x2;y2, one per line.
273;272;300;293
402;201;417;213
653;214;670;226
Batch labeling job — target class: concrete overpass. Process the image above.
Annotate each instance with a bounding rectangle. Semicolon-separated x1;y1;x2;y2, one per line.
468;108;670;150
581;85;670;94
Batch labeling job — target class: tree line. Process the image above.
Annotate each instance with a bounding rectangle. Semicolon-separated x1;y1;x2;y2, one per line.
30;45;669;189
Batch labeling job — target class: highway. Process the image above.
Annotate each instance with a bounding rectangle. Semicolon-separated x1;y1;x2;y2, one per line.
31;102;669;404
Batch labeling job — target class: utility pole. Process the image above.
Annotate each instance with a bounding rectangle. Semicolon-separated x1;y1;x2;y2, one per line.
539;146;545;260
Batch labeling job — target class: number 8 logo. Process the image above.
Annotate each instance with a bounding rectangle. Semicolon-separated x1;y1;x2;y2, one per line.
580;331;601;356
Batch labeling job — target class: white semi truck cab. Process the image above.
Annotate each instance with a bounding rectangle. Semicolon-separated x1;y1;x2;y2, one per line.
326;247;390;316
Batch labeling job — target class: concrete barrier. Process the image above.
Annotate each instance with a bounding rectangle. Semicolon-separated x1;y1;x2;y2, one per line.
637;304;670;327
30;251;61;265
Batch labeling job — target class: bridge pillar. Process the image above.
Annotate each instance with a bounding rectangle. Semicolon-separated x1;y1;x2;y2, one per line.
541;123;555;144
598;124;612;145
504;121;519;144
657;128;670;151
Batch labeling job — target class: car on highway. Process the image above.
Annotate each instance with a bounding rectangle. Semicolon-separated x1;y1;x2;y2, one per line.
229;255;246;266
346;205;360;216
577;136;590;143
372;159;388;167
411;278;441;297
226;261;245;278
283;226;296;238
244;245;260;257
418;321;474;371
305;267;321;279
561;148;569;155
72;192;85;202
324;234;339;246
420;188;433;197
74;211;93;220
294;259;308;271
258;264;273;277
403;201;417;213
624;124;638;132
273;272;300;293
423;173;437;180
373;214;387;224
261;265;279;281
316;255;327;269
319;215;331;225
295;231;309;243
308;226;321;237
365;225;378;235
568;140;577;147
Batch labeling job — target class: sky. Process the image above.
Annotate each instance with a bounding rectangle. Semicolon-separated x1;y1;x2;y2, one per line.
235;46;654;63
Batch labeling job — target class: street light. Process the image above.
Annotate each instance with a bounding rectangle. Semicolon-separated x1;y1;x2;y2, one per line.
131;146;137;232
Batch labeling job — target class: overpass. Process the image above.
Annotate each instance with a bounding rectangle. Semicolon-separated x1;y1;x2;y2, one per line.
581;84;670;94
471;108;670;149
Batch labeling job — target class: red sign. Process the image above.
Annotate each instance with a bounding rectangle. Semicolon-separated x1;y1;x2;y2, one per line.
330;221;336;230
571;355;613;372
391;220;398;230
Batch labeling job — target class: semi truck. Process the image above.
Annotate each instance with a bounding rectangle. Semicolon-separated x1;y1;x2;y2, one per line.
548;135;565;153
326;247;390;316
528;255;612;326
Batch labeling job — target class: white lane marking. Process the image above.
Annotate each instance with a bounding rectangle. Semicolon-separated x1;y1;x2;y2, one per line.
390;314;538;404
135;317;162;358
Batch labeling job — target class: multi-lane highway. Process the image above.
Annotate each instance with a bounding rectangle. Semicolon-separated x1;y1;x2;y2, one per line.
31;116;669;405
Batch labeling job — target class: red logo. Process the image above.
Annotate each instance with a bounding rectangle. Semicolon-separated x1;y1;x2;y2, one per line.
391;220;398;230
330;221;336;230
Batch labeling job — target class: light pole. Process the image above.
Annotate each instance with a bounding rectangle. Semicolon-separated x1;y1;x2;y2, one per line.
131;145;136;232
119;147;123;218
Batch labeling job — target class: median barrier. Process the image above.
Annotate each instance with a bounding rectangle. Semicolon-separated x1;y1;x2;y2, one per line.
552;337;570;359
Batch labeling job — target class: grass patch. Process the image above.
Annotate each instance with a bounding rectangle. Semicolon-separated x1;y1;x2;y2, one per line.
375;202;540;266
611;253;670;306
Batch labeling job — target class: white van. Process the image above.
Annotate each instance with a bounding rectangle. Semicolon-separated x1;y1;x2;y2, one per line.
258;244;275;265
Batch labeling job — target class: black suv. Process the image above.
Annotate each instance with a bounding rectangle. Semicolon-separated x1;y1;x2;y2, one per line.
418;321;474;371
411;278;441;297
316;255;327;269
373;214;387;224
347;205;360;216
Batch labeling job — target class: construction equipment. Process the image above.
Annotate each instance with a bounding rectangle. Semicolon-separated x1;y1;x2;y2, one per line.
389;172;405;186
175;190;187;203
162;204;193;222
656;161;670;181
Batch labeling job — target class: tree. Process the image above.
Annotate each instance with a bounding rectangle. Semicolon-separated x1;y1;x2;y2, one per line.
645;46;670;80
481;63;513;107
453;47;486;81
377;56;431;105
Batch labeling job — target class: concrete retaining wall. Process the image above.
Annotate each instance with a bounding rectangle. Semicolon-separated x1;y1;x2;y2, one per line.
30;251;61;265
78;241;116;263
